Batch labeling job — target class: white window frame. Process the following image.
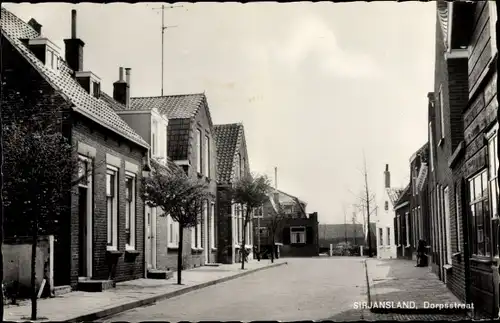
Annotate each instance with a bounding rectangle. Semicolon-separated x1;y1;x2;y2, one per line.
405;212;410;247
487;124;499;258
387;227;391;246
196;128;202;174
444;186;452;264
210;202;216;249
167;214;179;248
429;122;435;171
455;186;462;253
204;135;210;177
106;165;119;251
439;84;445;140
125;172;136;250
379;227;384;246
396;214;401;246
290;226;306;244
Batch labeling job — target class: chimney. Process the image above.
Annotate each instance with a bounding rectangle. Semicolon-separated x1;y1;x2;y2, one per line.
384;164;390;188
28;18;42;34
64;9;85;72
125;68;131;108
113;67;129;107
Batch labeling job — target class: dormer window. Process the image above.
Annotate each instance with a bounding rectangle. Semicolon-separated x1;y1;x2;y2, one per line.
28;37;61;72
75;71;101;99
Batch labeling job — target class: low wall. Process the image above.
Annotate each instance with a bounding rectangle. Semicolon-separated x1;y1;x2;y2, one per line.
3;235;54;298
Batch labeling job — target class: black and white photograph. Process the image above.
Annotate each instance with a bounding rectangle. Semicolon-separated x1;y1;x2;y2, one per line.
0;0;499;321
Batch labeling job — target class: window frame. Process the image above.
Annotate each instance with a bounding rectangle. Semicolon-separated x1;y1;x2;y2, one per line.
204;135;210;178
290;226;306;244
487;125;499;258
387;227;391;246
444;186;452;264
210;202;216;249
125;172;136;250
379;227;384;246
106;166;119;251
455;185;462;253
405;212;410;247
196;128;202;174
468;169;491;258
167;214;179;248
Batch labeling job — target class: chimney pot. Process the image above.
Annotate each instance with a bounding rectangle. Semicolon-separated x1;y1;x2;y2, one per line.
385;164;389;171
71;10;77;39
119;67;124;82
125;68;131;86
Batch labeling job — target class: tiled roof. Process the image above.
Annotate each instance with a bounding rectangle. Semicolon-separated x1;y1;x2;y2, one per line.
214;123;244;184
437;0;449;51
130;94;205;119
386;187;404;206
0;7;149;149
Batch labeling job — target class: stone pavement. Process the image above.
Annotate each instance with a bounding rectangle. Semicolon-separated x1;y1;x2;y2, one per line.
4;259;286;322
365;258;471;318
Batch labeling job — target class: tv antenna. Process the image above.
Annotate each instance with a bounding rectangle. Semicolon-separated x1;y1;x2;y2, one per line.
152;4;183;96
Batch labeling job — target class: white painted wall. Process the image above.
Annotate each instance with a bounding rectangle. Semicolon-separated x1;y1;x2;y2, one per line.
376;168;398;259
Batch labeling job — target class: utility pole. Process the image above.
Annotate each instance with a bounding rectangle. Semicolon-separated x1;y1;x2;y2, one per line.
363;152;373;257
152;4;182;96
343;205;348;246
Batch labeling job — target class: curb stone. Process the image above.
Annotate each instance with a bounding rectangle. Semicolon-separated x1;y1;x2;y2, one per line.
67;261;288;323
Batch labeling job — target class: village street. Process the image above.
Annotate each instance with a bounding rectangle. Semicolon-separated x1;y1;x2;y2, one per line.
100;257;370;322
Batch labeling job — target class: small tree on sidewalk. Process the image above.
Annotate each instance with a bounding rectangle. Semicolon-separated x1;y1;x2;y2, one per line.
230;174;271;270
141;162;213;284
2;88;89;320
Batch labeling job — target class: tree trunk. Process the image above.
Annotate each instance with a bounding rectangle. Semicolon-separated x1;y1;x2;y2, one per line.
241;206;249;270
271;236;275;263
31;214;39;320
177;224;184;285
0;205;3;323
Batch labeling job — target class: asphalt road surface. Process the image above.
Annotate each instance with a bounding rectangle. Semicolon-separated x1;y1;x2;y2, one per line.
101;257;369;322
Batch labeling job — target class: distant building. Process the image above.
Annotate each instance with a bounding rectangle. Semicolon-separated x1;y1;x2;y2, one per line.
318;223;376;253
376;164;398;259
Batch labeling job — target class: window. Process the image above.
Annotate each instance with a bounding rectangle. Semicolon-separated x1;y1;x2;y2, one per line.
210;202;215;249
78;157;90;187
204;135;210;177
92;81;101;99
379;228;384;246
412;167;417;196
191;212;202;249
106;166;118;250
444;186;452;264
384;201;389;211
196;129;202;174
387;227;391;246
455;185;462;253
290;227;306;244
236;205;241;244
439;84;445;140
468;170;491;257
167;215;179;248
405;212;410;246
396;215;401;245
429;122;435;171
488;128;499;257
490;1;498;56
125;173;136;250
152;120;158;156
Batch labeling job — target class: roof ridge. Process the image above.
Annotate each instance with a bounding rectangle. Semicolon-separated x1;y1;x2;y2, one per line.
131;92;205;99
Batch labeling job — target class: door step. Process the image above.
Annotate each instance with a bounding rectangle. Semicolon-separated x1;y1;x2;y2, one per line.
205;263;222;267
53;285;72;296
77;280;115;292
147;269;173;280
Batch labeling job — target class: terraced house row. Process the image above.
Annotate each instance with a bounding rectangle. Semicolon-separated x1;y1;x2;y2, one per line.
1;7;318;295
390;0;500;317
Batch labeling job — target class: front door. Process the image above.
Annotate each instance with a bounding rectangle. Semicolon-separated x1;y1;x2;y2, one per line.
78;186;92;279
145;206;156;269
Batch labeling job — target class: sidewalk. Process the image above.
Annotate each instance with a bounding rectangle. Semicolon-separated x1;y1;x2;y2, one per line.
4;259;287;322
364;258;470;317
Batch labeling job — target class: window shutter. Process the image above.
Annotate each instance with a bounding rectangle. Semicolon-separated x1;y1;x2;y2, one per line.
306;226;313;244
282;227;291;245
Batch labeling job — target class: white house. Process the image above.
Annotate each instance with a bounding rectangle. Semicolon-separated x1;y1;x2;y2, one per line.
376;164;398;259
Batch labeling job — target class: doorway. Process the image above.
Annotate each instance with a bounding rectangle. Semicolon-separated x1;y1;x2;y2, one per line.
77;156;92;280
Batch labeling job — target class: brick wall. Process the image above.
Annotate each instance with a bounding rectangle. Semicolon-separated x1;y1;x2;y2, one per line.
72;115;147;287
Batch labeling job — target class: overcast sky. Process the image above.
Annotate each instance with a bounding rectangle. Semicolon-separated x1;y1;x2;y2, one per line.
4;2;436;224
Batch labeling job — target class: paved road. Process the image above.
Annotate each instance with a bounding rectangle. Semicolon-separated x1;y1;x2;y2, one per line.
101;257;370;322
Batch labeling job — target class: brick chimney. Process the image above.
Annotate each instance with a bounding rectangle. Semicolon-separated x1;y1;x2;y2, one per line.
384;164;390;188
63;10;85;72
113;67;129;108
28;18;42;34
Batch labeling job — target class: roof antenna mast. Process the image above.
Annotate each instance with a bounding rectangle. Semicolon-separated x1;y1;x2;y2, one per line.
152;4;182;96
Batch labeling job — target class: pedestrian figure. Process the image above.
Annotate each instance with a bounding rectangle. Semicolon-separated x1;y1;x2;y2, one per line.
416;239;426;267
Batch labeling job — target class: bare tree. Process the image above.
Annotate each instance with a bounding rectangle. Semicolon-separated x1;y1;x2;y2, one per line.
229;174;272;269
141;161;213;284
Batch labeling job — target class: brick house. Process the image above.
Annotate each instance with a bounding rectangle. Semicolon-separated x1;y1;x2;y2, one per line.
254;189;319;258
409;143;431;262
213;123;253;264
128;93;218;270
104;85;185;276
1;8;151;291
393;184;411;259
436;0;500;316
376;164;398;259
